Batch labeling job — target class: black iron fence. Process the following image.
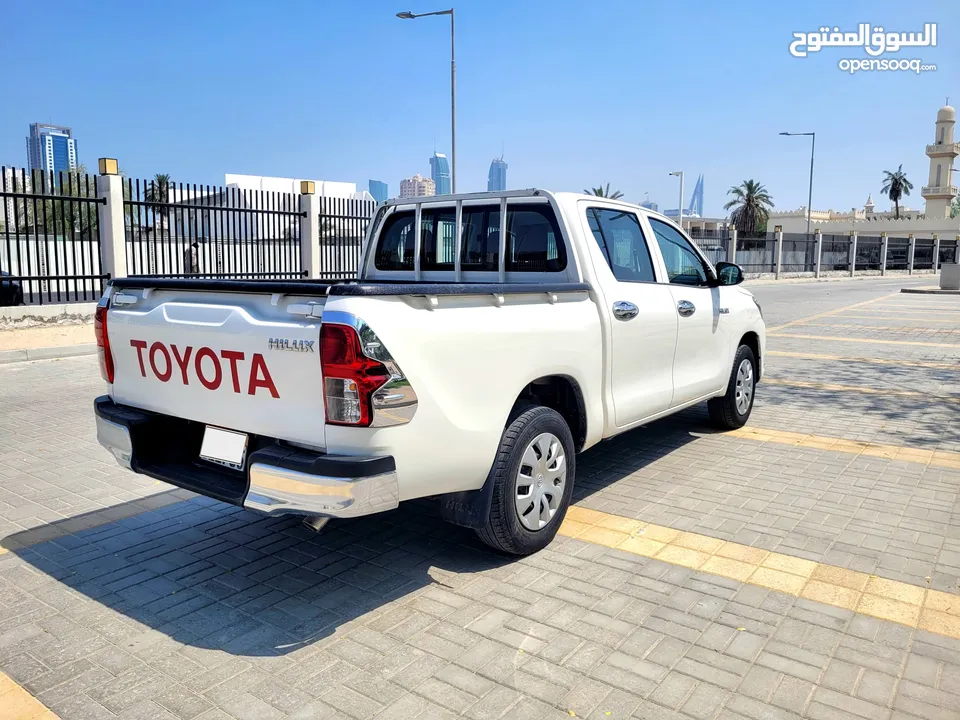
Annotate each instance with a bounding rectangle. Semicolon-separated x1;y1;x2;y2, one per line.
0;167;106;305
885;238;910;271
940;239;960;266
856;236;883;270
123;179;305;279
318;196;377;279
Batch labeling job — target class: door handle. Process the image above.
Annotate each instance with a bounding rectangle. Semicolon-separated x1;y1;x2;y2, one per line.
612;301;639;321
677;300;696;317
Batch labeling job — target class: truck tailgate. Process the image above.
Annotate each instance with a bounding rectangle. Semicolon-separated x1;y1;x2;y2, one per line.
107;290;327;450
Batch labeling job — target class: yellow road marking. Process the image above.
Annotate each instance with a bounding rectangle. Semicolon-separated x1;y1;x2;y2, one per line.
0;669;58;719
836;314;960;323
762;377;959;402
765;295;891;332
725;426;960;469
766;350;958;370
770;333;960;348
561;506;960;638
872;303;960;311
786;322;960;333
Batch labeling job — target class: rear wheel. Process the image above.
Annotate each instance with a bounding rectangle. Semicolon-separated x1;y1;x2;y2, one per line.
707;345;757;430
476;406;575;555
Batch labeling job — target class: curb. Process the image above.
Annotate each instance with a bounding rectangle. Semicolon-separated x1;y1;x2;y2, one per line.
901;288;960;295
0;343;98;365
744;271;936;287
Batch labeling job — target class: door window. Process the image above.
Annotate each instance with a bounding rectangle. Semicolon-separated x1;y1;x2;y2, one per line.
586;208;656;283
648;218;709;286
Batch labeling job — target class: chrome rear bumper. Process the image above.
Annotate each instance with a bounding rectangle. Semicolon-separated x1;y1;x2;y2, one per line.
94;396;399;519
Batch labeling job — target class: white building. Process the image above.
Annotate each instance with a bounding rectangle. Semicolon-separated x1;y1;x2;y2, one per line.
769;105;959;237
400;173;436;198
224;174;372;201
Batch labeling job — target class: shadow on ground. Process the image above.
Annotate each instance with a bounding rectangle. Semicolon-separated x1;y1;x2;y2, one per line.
1;416;707;658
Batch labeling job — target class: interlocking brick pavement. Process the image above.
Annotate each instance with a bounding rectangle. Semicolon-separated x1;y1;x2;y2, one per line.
0;276;959;718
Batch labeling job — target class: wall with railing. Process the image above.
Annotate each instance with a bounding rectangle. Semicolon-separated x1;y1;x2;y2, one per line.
2;160;959;307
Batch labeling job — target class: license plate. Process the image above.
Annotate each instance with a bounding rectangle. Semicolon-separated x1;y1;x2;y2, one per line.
200;426;248;471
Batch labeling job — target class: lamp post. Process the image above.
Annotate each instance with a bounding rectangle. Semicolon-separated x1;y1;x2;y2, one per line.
780;131;816;237
669;171;684;229
397;8;456;193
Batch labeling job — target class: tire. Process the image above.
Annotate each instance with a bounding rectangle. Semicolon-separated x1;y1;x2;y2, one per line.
476;406;575;555
707;344;757;430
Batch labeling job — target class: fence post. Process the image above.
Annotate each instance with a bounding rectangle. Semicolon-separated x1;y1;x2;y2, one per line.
96;158;127;282
956;235;960;264
907;233;915;275
849;231;857;277
932;233;940;273
774;226;783;279
880;233;888;275
727;227;737;264
299;181;320;278
814;228;823;279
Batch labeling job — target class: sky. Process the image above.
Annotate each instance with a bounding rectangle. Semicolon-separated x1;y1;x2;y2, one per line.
2;0;958;217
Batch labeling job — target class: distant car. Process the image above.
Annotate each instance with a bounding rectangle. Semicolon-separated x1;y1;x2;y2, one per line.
0;271;23;307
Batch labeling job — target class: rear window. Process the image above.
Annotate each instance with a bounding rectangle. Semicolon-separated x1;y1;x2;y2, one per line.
374;203;566;273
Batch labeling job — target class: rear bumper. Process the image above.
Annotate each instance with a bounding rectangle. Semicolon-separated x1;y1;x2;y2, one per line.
94;396;399;519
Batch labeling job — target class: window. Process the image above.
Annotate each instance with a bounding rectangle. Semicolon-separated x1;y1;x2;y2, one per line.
936;164;942;187
505;207;565;272
460;205;500;271
648;218;709;286
374;203;566;273
374;210;415;270
586;208;656;283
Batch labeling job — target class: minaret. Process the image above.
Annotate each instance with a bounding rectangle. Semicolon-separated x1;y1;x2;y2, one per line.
922;104;958;218
864;194;875;215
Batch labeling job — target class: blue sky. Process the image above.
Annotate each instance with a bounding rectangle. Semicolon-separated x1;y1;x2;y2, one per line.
2;0;957;216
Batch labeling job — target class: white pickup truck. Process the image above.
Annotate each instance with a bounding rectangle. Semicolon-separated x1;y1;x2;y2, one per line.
94;190;764;555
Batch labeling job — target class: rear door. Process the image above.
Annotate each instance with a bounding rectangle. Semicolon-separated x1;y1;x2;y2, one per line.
643;216;729;405
581;204;678;427
107;289;327;450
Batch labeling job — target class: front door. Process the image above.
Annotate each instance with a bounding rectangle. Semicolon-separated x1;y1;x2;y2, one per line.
645;217;729;405
582;205;678;427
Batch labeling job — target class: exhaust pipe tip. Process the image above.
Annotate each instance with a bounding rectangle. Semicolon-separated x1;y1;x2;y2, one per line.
302;516;330;533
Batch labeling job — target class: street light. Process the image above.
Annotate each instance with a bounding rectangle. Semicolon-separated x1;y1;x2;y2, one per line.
669;171;684;229
780;131;816;237
397;8;456;193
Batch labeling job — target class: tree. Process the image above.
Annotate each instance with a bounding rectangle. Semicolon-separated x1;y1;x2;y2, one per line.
583;184;623;200
950;196;959;218
145;173;172;235
881;165;913;219
723;180;774;235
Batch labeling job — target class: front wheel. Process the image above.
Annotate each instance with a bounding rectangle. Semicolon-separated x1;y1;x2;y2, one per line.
707;345;757;430
476;406;575;555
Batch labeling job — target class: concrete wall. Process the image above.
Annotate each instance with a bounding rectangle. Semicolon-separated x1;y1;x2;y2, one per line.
0;301;96;330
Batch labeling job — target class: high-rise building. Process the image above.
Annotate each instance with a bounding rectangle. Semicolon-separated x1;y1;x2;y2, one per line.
26;123;78;175
429;152;451;195
487;156;507;192
368;179;388;203
639;200;658;211
399;173;436;199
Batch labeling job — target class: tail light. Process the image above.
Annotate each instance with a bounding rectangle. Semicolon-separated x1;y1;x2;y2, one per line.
320;323;390;426
319;315;418;427
94;297;115;383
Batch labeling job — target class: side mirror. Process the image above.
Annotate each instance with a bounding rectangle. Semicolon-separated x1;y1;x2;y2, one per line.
715;261;743;286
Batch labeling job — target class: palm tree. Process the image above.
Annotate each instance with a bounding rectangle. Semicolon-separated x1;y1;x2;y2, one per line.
583;183;624;200
723;180;774;235
881;165;913;219
145;173;172;235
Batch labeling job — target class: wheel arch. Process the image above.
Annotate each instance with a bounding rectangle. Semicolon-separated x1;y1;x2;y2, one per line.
507;374;587;452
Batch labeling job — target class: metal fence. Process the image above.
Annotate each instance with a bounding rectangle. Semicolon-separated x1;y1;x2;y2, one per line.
689;234;729;267
0;167;106;305
318;196;377;279
856;236;883;270
941;239;960;266
123;179;305;279
885;238;910;271
735;233;777;273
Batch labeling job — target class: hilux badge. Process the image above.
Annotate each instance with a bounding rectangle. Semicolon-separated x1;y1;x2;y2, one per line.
268;338;315;352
